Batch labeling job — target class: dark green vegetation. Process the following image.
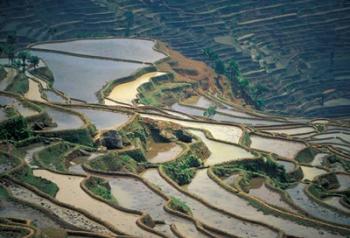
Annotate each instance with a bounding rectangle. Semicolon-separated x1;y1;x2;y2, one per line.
10;165;58;197
203;106;217;118
35;142;74;172
213;158;292;189
85;176;117;204
168;197;192;215
295;147;319;164
0;153;19;174
163;154;203;185
0;116;31;141
87;153;140;174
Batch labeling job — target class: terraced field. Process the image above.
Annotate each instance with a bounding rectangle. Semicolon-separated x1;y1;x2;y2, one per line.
1;0;350;117
0;2;350;238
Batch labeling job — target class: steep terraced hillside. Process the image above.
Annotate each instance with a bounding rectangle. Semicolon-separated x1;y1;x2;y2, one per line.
1;0;350;117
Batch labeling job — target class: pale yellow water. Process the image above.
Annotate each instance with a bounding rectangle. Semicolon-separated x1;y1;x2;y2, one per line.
106;72;166;105
189;129;254;165
25;79;45;101
300;166;327;181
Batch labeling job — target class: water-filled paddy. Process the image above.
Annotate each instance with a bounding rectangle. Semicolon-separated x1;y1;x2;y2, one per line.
32;38;166;63
44;107;84;131
250;135;306;159
300;166;327;181
182;95;255;118
0;95;38;117
187;169;343;238
323;196;350;213
171;103;286;126
0;199;64;230
263;126;315;135
3;180;110;234
141;114;242;143
108;176;208;238
31;51;143;102
74;108;130;130
44;90;66;103
334;174;350;191
146;141;183;163
276;160;296;173
248;177;297;213
142;168;278;238
33;170;158;237
105;72;166;105
188;129;254;165
286;183;350;225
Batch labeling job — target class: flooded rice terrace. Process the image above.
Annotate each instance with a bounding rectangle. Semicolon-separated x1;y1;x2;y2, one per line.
0;34;349;238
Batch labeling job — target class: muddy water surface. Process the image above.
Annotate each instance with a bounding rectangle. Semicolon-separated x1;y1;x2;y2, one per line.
142;168;278;238
108;176;209;238
33;170;159;237
286;183;350;225
3;180;111;234
187;169;343;238
146;141;183;163
250;135;306;159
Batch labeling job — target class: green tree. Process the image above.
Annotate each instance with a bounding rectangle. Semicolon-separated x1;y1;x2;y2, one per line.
6;33;16;45
227;59;239;80
125;11;134;36
4;45;15;64
29;55;40;69
238;77;249;89
203;105;217;118
16;51;31;72
214;59;225;74
202;48;218;62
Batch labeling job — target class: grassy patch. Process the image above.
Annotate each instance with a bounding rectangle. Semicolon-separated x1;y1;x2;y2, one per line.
139;82;192;106
11;165;58;196
295;147;318;164
5;72;29;94
36;142;73;172
85;176;117;204
0;153;19;174
0;185;9;199
88;153;140;173
240;131;251;147
163;154;202;185
169;197;192;215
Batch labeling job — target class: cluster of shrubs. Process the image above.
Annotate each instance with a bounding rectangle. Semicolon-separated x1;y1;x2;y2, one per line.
85;176;115;202
213;158;290;189
168;196;192;215
163;154;202;185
